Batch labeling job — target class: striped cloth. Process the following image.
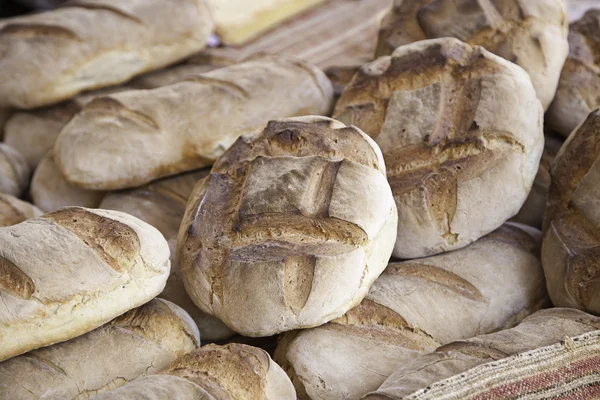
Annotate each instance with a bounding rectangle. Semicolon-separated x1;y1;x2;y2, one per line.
406;331;600;400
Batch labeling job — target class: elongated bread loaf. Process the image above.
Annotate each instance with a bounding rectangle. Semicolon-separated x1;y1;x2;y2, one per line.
0;207;170;362
178;116;397;337
100;170;235;341
0;143;30;197
542;109;600;314
0;0;214;109
209;0;326;45
54;55;334;190
91;343;295;400
363;308;600;399
376;0;568;110
275;223;548;400
548;10;600;137
31;151;106;212
0;298;199;399
0;193;42;227
334;38;544;259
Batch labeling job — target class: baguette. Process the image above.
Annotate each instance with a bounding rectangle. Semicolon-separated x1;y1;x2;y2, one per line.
375;0;568;110
334;38;544;259
542;109;600;314
100;170;235;341
0;193;42;227
0;143;30;197
363;308;600;399
54;55;334;190
0;0;214;109
275;222;549;400
0;298;199;399
0;207;170;361
31;151;106;212
90;343;295;400
178;116;397;337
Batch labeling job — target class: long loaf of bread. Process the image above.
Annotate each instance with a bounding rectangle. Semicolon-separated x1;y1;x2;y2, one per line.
0;207;170;362
54;55;334;190
275;223;549;400
0;298;199;399
0;0;214;109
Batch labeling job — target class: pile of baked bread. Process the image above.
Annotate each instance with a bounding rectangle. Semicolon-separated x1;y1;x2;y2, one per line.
1;0;600;399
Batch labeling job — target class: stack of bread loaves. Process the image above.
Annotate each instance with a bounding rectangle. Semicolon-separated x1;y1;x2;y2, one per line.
1;0;600;399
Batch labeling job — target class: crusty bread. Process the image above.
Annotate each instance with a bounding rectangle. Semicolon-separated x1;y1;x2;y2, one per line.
0;143;30;197
542;109;600;314
91;343;295;399
0;0;214;109
363;308;600;399
0;298;199;399
178;116;397;337
128;62;227;90
54;55;334;190
0;207;170;361
31;151;106;212
510;135;563;228
0;193;42;227
275;222;549;400
208;0;326;45
100;170;235;341
548;10;600;137
376;0;568;110
334;38;544;259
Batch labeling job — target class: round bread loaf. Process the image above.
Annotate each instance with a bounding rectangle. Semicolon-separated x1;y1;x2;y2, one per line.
334;38;544;259
177;116;397;337
376;0;568;110
100;170;235;341
0;207;171;361
0;298;199;399
0;143;30;197
275;222;548;400
542;109;600;314
0;193;42;227
548;9;600;137
90;343;295;400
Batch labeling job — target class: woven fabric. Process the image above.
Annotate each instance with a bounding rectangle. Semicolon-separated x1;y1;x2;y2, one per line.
406;331;600;400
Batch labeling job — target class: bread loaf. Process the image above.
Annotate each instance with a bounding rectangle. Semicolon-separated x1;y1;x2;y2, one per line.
128;62;227;90
31;151;106;212
548;10;600;137
363;308;600;399
510;135;563;228
0;207;170;361
0;108;12;140
0;298;199;399
0;193;42;227
90;343;295;399
178;116;397;337
0;143;30;197
542;109;600;314
100;170;235;341
375;0;568;110
275;222;549;400
54;55;334;190
334;38;544;259
209;0;326;45
0;0;214;109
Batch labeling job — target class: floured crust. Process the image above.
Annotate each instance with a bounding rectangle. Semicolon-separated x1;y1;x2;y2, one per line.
177;116;397;336
0;143;30;197
363;308;600;399
0;0;214;109
334;38;544;258
542;109;600;314
275;222;548;400
0;207;170;362
0;193;42;227
376;0;568;110
0;299;199;399
54;55;334;190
